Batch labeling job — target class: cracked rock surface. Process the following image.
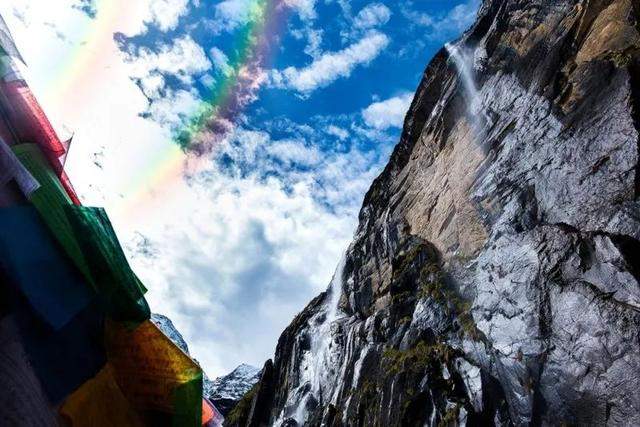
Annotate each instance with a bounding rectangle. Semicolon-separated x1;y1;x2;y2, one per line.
228;0;640;425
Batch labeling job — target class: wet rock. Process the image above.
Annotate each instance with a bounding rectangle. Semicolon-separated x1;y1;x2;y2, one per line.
234;0;640;425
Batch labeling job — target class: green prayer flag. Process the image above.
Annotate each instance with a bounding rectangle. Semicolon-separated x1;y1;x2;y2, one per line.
12;143;93;283
13;144;149;323
172;373;203;427
64;205;150;323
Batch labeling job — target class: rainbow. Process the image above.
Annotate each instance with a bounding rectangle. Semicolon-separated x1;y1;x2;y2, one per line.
44;0;121;109
13;0;290;220
118;0;291;219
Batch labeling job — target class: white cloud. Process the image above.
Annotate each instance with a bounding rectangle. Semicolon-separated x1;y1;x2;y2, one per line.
204;0;265;34
362;92;413;130
405;0;480;37
325;125;349;140
146;0;190;31
353;3;391;30
146;87;201;128
266;139;322;167
209;46;232;76
124;125;389;375
119;35;212;129
138;72;165;98
271;31;389;94
326;0;351;15
133;175;354;376
125;2;273;152
287;2;323;63
284;0;318;21
126;35;211;85
303;28;323;58
199;73;215;88
74;0;190;34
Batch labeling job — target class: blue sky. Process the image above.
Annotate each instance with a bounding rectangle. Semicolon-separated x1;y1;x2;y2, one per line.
119;0;480;156
1;0;479;377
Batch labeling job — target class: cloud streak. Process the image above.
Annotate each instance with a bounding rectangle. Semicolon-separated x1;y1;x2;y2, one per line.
402;0;480;39
271;30;389;94
353;3;391;30
362;92;413;130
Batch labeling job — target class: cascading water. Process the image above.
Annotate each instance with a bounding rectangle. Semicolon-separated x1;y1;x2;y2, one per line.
445;42;488;134
278;254;347;425
445;42;479;103
307;254;345;397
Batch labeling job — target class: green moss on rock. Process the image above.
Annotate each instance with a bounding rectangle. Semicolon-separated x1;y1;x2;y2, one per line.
225;383;258;426
382;341;456;376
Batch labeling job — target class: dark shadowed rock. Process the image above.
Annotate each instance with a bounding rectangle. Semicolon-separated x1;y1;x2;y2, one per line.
232;0;640;425
226;359;276;427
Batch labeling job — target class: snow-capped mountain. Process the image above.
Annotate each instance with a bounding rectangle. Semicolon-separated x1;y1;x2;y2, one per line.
205;364;262;416
150;313;190;354
151;313;261;417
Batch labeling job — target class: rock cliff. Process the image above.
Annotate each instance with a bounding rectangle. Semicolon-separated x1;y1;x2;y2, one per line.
231;0;640;425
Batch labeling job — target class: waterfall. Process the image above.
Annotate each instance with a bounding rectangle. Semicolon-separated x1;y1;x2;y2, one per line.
445;42;479;106
324;254;345;326
309;254;345;392
445;41;492;140
281;254;347;425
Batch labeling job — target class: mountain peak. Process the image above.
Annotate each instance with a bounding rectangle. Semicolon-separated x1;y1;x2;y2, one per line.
205;363;262;416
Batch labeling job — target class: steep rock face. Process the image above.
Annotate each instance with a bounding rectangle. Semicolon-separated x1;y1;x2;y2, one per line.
234;0;640;425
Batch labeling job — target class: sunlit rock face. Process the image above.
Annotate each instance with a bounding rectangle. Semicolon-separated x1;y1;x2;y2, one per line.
229;0;640;425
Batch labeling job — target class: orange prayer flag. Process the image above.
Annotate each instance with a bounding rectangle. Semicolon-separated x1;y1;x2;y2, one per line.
59;364;144;427
105;320;203;426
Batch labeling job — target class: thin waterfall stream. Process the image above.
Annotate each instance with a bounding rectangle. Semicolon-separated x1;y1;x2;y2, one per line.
445;41;492;144
279;254;347;425
445;42;480;104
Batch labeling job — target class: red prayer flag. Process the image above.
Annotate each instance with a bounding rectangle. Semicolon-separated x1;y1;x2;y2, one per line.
0;80;80;204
